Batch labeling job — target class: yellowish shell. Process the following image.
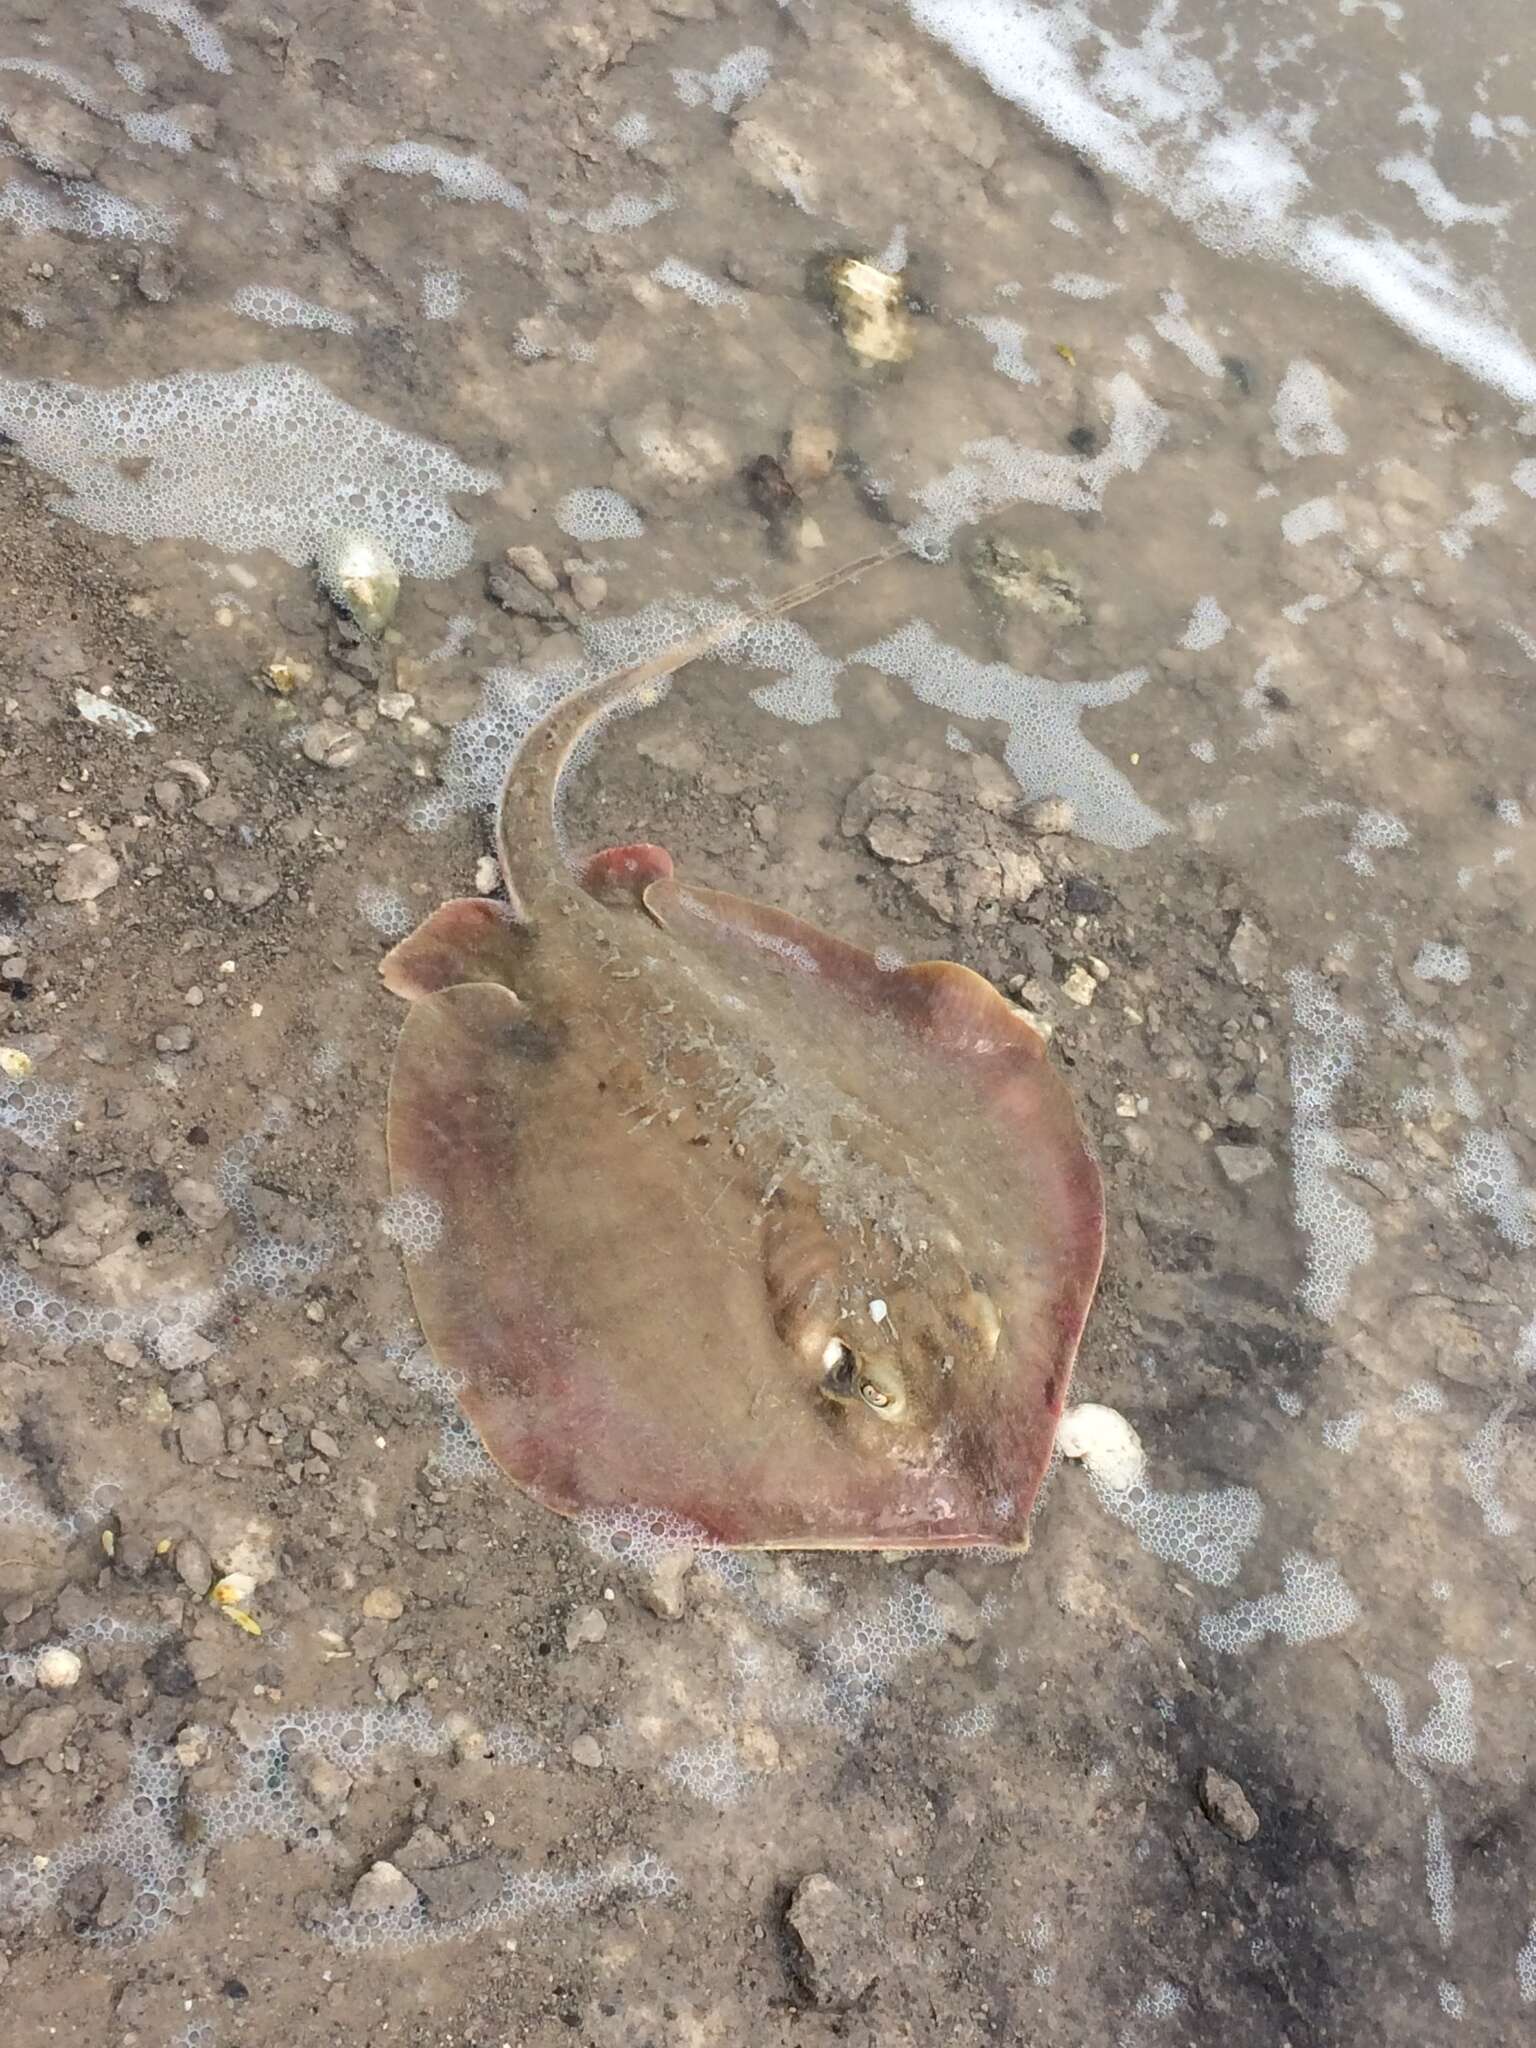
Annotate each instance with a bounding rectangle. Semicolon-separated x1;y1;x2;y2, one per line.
317;527;401;637
825;257;913;365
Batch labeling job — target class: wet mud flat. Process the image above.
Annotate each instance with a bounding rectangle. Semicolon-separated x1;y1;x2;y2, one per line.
3;1;1536;2044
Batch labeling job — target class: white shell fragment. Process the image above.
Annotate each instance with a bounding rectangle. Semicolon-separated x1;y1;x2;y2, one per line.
1056;1403;1147;1492
36;1646;83;1690
74;687;156;736
317;526;401;636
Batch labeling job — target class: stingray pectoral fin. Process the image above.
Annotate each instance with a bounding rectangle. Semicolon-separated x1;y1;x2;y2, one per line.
380;897;528;1001
581;842;675;908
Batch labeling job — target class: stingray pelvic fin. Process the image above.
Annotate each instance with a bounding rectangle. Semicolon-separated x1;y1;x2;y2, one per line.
380;897;527;1002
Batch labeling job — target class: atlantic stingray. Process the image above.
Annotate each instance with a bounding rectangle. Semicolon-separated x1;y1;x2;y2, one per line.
382;551;1104;1549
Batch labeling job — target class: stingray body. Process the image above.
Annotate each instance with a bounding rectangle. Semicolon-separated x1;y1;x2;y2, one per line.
383;553;1104;1549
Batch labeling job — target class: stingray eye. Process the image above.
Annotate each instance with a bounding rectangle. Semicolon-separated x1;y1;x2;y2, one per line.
856;1361;908;1422
821;1337;859;1398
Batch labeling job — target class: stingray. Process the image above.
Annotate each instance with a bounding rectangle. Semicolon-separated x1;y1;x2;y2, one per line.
382;551;1104;1549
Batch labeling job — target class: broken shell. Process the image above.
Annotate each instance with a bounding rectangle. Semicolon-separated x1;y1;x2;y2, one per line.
818;255;914;366
210;1571;256;1608
0;1047;32;1080
265;657;314;695
317;528;400;637
1057;1403;1146;1491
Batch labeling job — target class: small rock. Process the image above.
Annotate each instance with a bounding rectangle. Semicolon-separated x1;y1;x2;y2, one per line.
1059;964;1098;1007
302;1756;353;1817
40;1224;102;1269
177;1399;227;1466
505;544;560;593
1;1702;78;1767
10;1174;60;1228
1227;915;1271;987
35;1646;82;1690
302;720;366;770
487;561;562;621
375;691;414;721
474;855;500;895
784;1873;877;2011
175;1537;214;1597
570;1733;603;1769
349;1860;418;1918
414;1855;507;1923
54;847;121;904
310;1427;341;1459
153;779;185;815
639;1550;694;1621
1197;1766;1260;1842
786;418;839;486
373;1653;412;1703
1023;797;1076;835
922;1569;982;1644
566;569;607;612
1215;1145;1273;1187
134;247;183;303
564;1606;609;1652
213;860;279;913
362;1586;404;1621
172;1177;229;1231
193;791;241;831
155;1024;194;1054
174;1722;211;1768
144;1639;198;1697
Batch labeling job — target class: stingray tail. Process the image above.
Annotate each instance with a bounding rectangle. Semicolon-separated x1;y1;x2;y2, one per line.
495;543;907;922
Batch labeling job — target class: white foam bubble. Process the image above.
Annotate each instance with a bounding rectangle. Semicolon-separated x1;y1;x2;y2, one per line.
555;488;645;541
1322;1411;1365;1453
380;1188;444;1258
1344;808;1410;876
1179;596;1229;650
903;0;1536;403
1461;1399;1518;1534
967;313;1037;384
1286;969;1377;1321
1051;271;1118;298
672;47;772;114
612;111;650;149
1200;1551;1360;1651
1149;291;1222;376
230;284;356;335
122;0;230;73
0;172;172;243
356;883;413;939
1281;495;1344;545
854;619;1165;849
1272;359;1348;458
334;140;526;209
1394;1380;1445;1418
582;192;673;234
901;372;1168;559
0;1065;76;1150
1413;941;1470;985
1454;1130;1535;1248
651;257;745;309
811;1581;946;1729
1378;153;1506;230
420;270;463;321
664;1738;751;1808
1518;1922;1536;2002
0;364;495;577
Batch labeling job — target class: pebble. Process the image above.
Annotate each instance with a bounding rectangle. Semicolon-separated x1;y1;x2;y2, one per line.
155;1024;195;1054
349;1860;418;1918
639;1551;693;1621
1227;915;1271;986
570;1733;604;1768
362;1586;405;1621
175;1537;214;1597
1;1703;78;1768
474;855;499;895
10;1174;60;1228
172;1177;229;1231
1197;1765;1261;1842
302;720;366;769
564;1606;609;1652
177;1399;227;1466
1059;964;1098;1007
505;543;560;593
213;859;280;912
54;846;121;903
786;418;839;485
1023;796;1076;835
36;1646;83;1690
784;1873;876;2010
1215;1144;1273;1186
921;1569;982;1644
566;568;607;611
302;1756;353;1816
414;1856;506;1923
375;692;414;721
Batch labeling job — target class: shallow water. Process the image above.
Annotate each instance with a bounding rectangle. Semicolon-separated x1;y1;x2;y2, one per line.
1;2;1534;2041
